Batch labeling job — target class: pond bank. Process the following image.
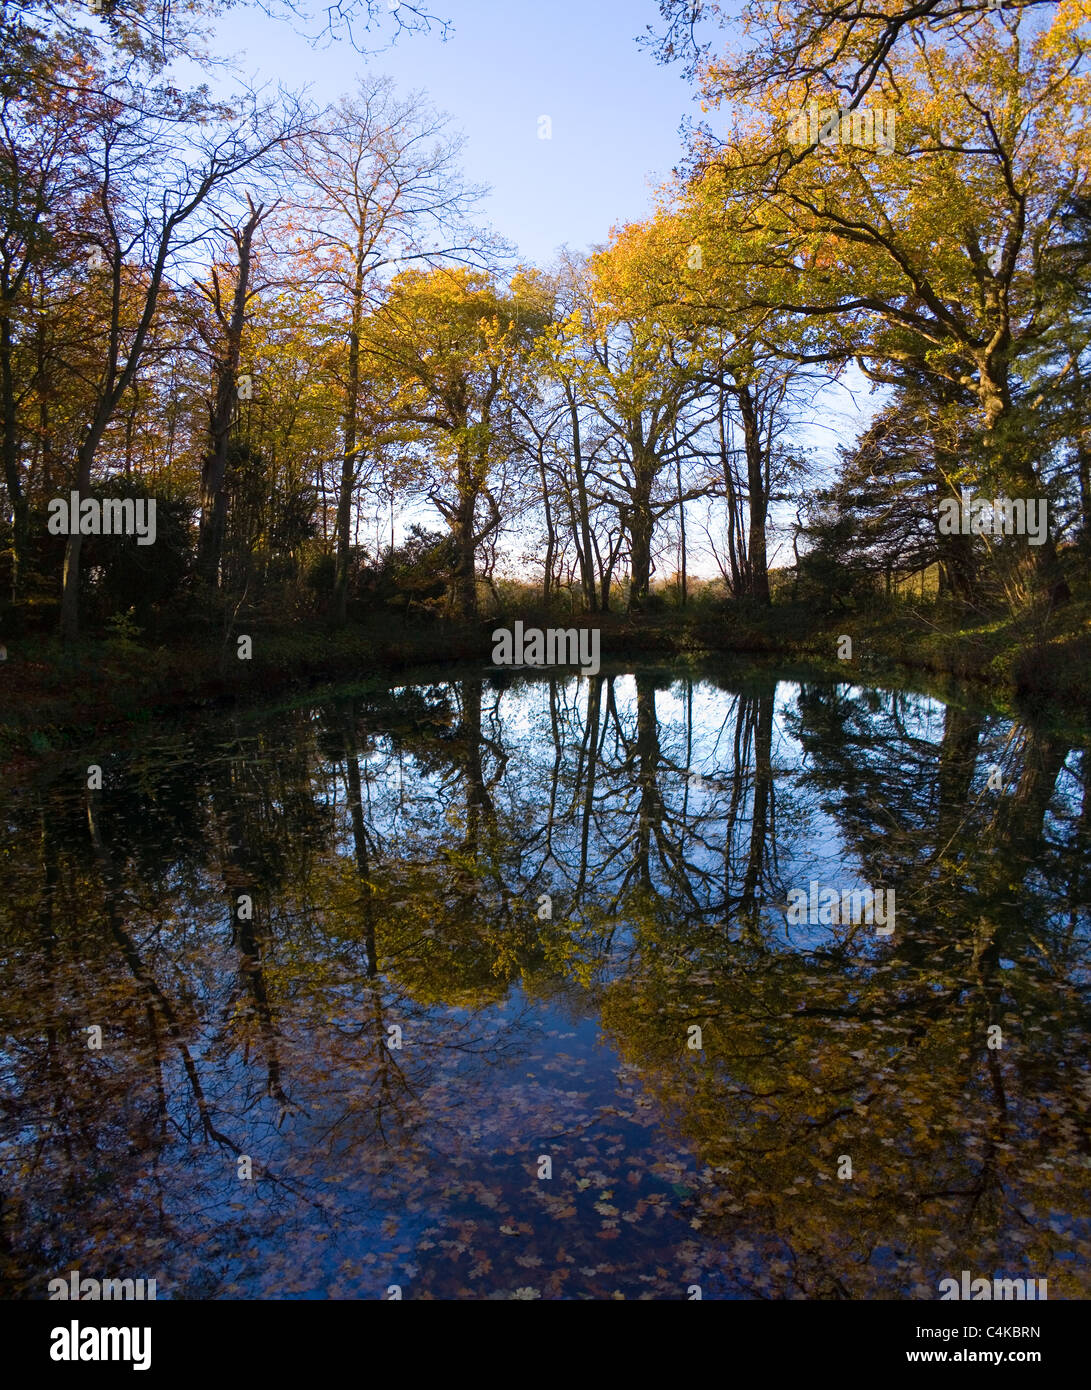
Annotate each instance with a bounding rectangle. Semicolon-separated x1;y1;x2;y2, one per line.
2;596;1089;761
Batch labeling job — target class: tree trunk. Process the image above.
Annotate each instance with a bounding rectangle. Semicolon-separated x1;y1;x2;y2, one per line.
539;443;554;605
567;389;597;612
334;444;360;623
627;463;654;613
937;530;977;601
1;238;36;605
198;201;264;590
676;454;687;606
738;383;770;604
454;458;478;621
718;380;743;595
59;434;93;646
0;314;28;605
980;365;1069;605
1076;431;1091;560
334;230;367;626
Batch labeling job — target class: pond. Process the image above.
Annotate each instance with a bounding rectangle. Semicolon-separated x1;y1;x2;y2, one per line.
2;659;1089;1300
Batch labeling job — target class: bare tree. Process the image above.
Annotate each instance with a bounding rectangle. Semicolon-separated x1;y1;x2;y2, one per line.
58;78;305;643
193;195;276;588
280;77;493;623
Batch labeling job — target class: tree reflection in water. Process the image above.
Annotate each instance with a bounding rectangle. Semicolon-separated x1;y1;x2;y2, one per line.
1;663;1088;1299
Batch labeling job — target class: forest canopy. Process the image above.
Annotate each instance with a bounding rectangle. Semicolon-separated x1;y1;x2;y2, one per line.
1;0;1088;644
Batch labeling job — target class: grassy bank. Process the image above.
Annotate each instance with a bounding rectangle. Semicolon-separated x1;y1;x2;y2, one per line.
2;593;1089;763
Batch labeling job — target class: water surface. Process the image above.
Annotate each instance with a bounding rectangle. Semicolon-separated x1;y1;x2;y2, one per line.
2;660;1089;1299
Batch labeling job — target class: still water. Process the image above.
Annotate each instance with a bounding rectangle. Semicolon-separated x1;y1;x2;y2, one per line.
2;660;1089;1299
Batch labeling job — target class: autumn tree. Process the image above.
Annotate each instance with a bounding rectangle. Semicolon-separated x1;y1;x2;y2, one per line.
646;0;1062;102
230;283;344;587
193;196;275;588
542;243;716;613
525;254;615;612
55;75;304;642
363;267;549;621
586;215;819;605
0;10;98;602
673;4;1089;603
280;79;490;623
806;370;982;603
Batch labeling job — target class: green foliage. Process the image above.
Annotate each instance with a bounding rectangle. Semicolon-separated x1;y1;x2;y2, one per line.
353;525;457;616
83;479;195;628
305;551;337;597
795;505;878;612
103;608;143;650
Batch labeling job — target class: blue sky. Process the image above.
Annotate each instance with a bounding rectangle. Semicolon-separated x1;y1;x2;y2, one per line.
210;0;706;267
